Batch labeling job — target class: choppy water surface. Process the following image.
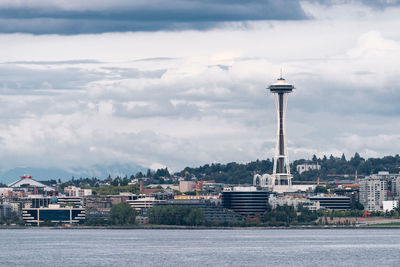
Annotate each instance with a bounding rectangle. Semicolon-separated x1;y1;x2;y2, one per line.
0;228;400;266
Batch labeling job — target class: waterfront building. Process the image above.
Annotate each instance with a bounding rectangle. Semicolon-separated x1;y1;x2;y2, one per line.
382;200;399;212
85;209;110;222
22;204;85;225
309;195;351;210
56;196;82;207
359;173;389;211
221;186;269;215
3;198;32;214
0;204;12;220
334;186;360;209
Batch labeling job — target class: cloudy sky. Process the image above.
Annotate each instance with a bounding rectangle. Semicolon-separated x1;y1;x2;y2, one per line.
0;0;399;177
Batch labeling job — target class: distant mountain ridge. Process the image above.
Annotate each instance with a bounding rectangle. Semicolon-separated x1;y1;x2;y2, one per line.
0;163;147;184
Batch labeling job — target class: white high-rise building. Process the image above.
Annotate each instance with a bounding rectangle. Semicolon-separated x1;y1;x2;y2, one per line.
359;176;387;211
359;172;400;211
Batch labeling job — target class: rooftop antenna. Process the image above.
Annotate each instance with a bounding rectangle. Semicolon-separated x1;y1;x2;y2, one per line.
280;68;283;79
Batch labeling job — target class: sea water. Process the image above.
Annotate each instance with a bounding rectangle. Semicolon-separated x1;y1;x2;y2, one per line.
0;228;399;266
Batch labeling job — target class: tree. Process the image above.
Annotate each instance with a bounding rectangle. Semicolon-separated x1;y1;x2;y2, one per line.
148;206;205;226
109;202;136;225
354;201;364;210
314;185;328;194
350;152;363;169
184;208;205;226
312;154;318;162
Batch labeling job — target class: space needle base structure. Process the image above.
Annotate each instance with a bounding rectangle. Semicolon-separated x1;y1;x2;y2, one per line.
254;76;294;189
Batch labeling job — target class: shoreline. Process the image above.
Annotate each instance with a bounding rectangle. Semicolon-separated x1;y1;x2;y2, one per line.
2;224;400;230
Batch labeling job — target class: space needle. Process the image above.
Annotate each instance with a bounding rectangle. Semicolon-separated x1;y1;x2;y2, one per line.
269;75;294;187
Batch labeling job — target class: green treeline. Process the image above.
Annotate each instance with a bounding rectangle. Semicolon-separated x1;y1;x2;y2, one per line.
87;184;140;195
180;154;400;183
256;205;317;226
84;202;137;226
148;206;205;226
109;202;136;225
147;205;319;227
178;160;274;184
294;153;400;180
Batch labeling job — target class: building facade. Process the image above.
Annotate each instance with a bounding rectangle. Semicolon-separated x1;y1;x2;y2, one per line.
382;200;399;212
0;204;12;220
179;181;196;193
308;195;351;210
221;187;269;215
22;204;85;225
296;163;321;174
359;172;396;211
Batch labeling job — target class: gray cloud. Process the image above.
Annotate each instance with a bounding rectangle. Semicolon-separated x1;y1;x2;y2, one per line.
0;0;307;34
0;0;398;35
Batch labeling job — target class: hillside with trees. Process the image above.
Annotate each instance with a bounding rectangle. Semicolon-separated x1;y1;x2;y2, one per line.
43;154;400;186
176;153;400;184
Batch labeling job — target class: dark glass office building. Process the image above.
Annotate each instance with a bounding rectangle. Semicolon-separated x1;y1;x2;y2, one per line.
22;206;85;225
222;188;269;214
309;195;351;210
